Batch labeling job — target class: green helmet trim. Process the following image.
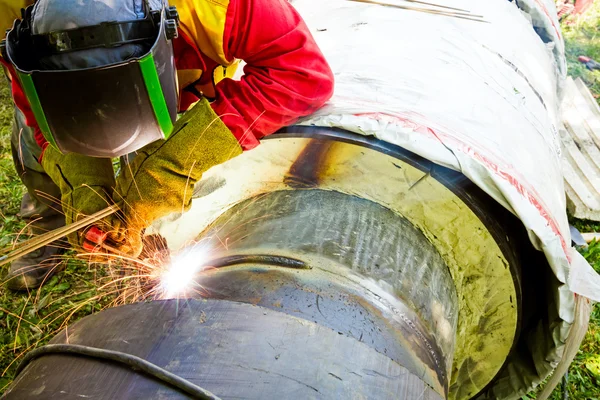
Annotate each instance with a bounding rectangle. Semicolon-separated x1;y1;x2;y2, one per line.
139;54;174;139
16;72;60;151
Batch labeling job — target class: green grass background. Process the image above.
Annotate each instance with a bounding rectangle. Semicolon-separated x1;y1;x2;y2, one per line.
0;4;599;397
556;4;600;398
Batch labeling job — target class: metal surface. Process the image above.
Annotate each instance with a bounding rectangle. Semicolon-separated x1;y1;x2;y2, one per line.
165;130;523;399
4;299;443;400
196;189;458;394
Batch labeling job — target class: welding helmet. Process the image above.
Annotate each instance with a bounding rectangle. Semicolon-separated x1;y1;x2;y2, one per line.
1;0;179;158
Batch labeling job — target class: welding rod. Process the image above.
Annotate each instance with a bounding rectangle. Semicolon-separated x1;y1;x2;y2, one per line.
0;205;119;267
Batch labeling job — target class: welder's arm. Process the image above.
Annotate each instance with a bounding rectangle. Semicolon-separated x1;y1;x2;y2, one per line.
40;146;116;248
109;98;242;257
212;0;334;150
1;1;43;150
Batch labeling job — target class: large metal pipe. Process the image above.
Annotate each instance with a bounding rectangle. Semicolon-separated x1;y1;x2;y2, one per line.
4;129;543;399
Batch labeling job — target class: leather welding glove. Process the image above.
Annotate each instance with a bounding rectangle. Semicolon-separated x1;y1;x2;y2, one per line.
41;146;116;248
109;98;243;257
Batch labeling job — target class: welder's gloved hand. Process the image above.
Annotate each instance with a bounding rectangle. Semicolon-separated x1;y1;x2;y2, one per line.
109;98;243;257
41;146;116;248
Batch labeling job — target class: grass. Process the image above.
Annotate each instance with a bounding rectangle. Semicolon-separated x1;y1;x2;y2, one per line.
558;239;600;400
559;2;600;398
558;238;600;400
562;1;600;107
0;77;24;248
0;4;599;397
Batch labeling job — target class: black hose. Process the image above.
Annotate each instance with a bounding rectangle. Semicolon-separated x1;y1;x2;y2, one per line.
14;344;222;400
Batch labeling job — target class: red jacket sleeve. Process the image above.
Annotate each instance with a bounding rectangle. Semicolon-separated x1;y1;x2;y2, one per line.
0;59;47;152
1;0;47;153
213;0;334;150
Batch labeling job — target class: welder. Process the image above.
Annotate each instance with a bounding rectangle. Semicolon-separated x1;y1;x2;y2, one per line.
0;0;334;290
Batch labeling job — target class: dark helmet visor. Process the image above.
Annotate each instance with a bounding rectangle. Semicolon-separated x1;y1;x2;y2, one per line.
3;2;179;158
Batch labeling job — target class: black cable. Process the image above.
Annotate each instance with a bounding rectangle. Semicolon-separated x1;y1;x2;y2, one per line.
15;344;221;400
562;371;569;400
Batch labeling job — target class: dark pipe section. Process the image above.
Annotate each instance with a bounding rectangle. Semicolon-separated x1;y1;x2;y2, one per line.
3;300;444;400
14;344;221;400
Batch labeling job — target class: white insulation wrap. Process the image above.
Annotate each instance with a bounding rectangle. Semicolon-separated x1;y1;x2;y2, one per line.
286;0;599;397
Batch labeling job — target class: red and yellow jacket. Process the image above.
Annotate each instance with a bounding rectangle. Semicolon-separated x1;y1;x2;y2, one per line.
0;0;334;152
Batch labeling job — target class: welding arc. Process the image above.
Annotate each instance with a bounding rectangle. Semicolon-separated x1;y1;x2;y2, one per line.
205;254;309;270
346;0;486;22
15;344;222;400
0;205;119;267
